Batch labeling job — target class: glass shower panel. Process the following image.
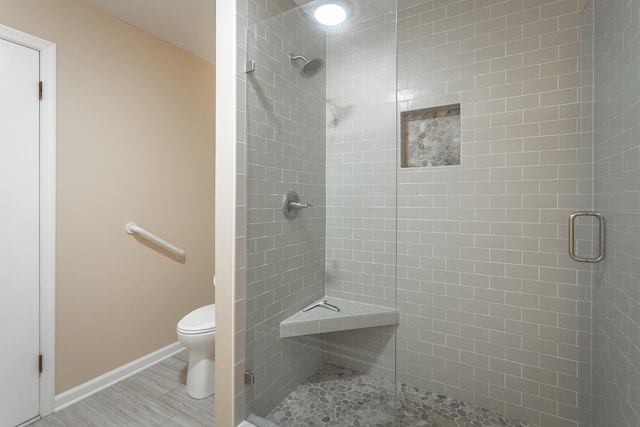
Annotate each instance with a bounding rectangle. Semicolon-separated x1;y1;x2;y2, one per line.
244;6;328;422
244;1;397;425
590;0;640;425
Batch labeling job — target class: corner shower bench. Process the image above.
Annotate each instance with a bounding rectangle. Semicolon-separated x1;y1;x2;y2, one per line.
280;297;398;338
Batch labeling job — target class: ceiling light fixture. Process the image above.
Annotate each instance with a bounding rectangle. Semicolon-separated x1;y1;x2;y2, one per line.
314;3;347;26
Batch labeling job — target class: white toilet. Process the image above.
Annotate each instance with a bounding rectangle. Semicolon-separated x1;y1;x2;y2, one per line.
177;303;216;399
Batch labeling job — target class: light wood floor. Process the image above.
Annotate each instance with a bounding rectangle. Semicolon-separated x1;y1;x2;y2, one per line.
30;350;214;427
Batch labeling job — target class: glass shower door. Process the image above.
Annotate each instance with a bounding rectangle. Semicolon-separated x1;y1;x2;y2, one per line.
589;0;640;425
243;1;398;425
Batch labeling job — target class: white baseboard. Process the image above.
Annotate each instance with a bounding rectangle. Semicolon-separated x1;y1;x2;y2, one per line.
54;341;185;411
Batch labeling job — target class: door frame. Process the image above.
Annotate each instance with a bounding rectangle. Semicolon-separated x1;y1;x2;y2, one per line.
0;24;56;418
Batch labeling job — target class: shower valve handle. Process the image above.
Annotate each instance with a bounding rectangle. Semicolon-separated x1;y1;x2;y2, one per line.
288;201;312;210
283;191;312;220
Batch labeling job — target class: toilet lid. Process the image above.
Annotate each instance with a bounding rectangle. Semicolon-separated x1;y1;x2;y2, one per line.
177;304;216;334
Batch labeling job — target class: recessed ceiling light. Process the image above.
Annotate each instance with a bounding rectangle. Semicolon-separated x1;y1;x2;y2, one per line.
314;3;347;26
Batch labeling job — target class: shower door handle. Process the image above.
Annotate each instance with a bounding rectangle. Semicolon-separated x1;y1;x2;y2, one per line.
569;211;605;263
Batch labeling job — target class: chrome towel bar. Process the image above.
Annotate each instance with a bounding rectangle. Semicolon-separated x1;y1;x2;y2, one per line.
125;222;186;260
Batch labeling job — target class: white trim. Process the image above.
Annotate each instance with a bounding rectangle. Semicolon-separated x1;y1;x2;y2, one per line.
215;0;239;425
39;36;57;420
0;24;57;418
0;25;53;51
55;342;185;411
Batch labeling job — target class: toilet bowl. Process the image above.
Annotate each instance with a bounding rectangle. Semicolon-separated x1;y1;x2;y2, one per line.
177;304;215;399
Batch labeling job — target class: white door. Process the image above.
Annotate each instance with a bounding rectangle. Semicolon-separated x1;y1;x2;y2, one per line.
0;38;41;426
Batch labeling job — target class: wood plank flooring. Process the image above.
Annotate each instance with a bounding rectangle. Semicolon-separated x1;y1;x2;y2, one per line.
30;350;214;427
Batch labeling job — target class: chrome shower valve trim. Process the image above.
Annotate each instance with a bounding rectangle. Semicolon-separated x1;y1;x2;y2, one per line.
283;191;313;220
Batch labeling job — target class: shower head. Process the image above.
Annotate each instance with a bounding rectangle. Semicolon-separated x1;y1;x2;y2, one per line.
290;53;325;78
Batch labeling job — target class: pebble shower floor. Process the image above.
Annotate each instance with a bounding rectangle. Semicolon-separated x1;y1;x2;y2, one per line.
266;364;535;427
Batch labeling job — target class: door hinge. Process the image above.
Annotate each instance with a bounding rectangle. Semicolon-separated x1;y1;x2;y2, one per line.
244;59;255;74
39;81;43;100
244;371;254;385
39;354;43;374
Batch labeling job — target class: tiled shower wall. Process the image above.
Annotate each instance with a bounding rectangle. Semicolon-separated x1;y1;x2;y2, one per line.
236;0;616;426
392;1;592;426
591;0;640;425
244;7;328;417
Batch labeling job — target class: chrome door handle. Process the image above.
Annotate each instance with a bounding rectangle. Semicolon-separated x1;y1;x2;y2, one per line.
569;211;605;263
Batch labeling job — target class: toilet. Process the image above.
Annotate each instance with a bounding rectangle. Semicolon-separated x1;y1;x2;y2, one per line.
177;303;216;399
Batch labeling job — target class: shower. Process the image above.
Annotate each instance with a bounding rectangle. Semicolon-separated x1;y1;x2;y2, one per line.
241;0;626;426
289;53;324;78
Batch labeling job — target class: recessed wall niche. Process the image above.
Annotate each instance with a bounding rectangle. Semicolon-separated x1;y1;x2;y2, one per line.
401;104;461;168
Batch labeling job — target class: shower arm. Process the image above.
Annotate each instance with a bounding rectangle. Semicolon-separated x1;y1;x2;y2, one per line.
289;54;310;64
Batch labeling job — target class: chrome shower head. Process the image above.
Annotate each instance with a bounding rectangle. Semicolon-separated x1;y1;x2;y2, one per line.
290;53;325;78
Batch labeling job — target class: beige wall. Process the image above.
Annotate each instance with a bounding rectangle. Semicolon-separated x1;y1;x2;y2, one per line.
0;0;215;394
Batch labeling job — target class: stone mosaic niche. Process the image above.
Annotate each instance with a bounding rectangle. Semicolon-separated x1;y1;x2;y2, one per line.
401;104;461;168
